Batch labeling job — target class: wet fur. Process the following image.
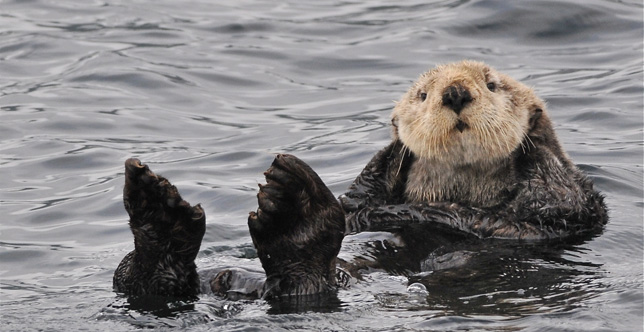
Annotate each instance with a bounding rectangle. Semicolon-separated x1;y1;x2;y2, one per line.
113;159;206;297
247;155;345;298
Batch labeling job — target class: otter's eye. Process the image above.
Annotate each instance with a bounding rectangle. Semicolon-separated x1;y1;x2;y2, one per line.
486;82;496;92
419;92;427;101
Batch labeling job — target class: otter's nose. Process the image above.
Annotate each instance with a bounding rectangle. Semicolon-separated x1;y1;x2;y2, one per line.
442;85;472;115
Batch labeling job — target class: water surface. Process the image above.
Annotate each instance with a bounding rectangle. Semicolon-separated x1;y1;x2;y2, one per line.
1;0;642;331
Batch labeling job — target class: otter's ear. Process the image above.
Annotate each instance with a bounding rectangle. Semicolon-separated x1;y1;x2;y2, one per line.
529;108;543;131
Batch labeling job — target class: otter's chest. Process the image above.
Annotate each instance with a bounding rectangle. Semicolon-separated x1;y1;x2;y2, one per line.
404;158;515;207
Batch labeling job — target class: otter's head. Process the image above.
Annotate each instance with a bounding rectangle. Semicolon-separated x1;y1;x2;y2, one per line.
392;61;545;165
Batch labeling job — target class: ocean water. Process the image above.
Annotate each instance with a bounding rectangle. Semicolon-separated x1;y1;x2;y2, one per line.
1;0;642;331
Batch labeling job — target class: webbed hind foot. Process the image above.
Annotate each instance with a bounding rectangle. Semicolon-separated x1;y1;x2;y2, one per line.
114;158;206;297
248;154;345;297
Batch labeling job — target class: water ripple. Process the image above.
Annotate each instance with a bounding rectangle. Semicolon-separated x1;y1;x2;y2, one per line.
0;0;642;331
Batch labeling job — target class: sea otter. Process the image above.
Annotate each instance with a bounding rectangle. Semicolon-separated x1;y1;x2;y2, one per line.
340;60;607;239
114;60;607;300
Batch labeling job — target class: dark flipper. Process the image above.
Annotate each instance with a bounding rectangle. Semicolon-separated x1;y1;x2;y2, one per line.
248;154;345;298
114;158;206;297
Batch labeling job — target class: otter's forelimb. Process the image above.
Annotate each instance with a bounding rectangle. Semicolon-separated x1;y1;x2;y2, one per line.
339;140;413;214
344;203;565;240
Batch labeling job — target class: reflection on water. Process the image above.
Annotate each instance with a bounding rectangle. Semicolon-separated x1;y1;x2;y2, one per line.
345;227;607;317
417;243;605;317
0;0;642;331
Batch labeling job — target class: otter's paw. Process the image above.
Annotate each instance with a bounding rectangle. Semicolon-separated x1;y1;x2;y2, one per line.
114;159;206;297
123;158;206;262
248;154;345;297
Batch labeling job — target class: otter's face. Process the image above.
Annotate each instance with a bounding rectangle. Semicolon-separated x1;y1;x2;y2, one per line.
393;61;539;165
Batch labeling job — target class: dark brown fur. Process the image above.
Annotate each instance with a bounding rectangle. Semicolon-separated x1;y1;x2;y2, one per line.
113;158;205;297
247;154;345;298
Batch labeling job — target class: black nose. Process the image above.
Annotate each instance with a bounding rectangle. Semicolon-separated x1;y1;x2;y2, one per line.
442;85;472;115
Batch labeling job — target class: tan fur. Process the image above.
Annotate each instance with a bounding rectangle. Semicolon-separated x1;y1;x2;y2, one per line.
392;61;547;206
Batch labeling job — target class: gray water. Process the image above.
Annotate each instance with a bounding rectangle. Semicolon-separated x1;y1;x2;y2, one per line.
1;0;642;331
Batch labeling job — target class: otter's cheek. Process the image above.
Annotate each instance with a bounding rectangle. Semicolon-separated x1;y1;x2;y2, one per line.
397;124;418;153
